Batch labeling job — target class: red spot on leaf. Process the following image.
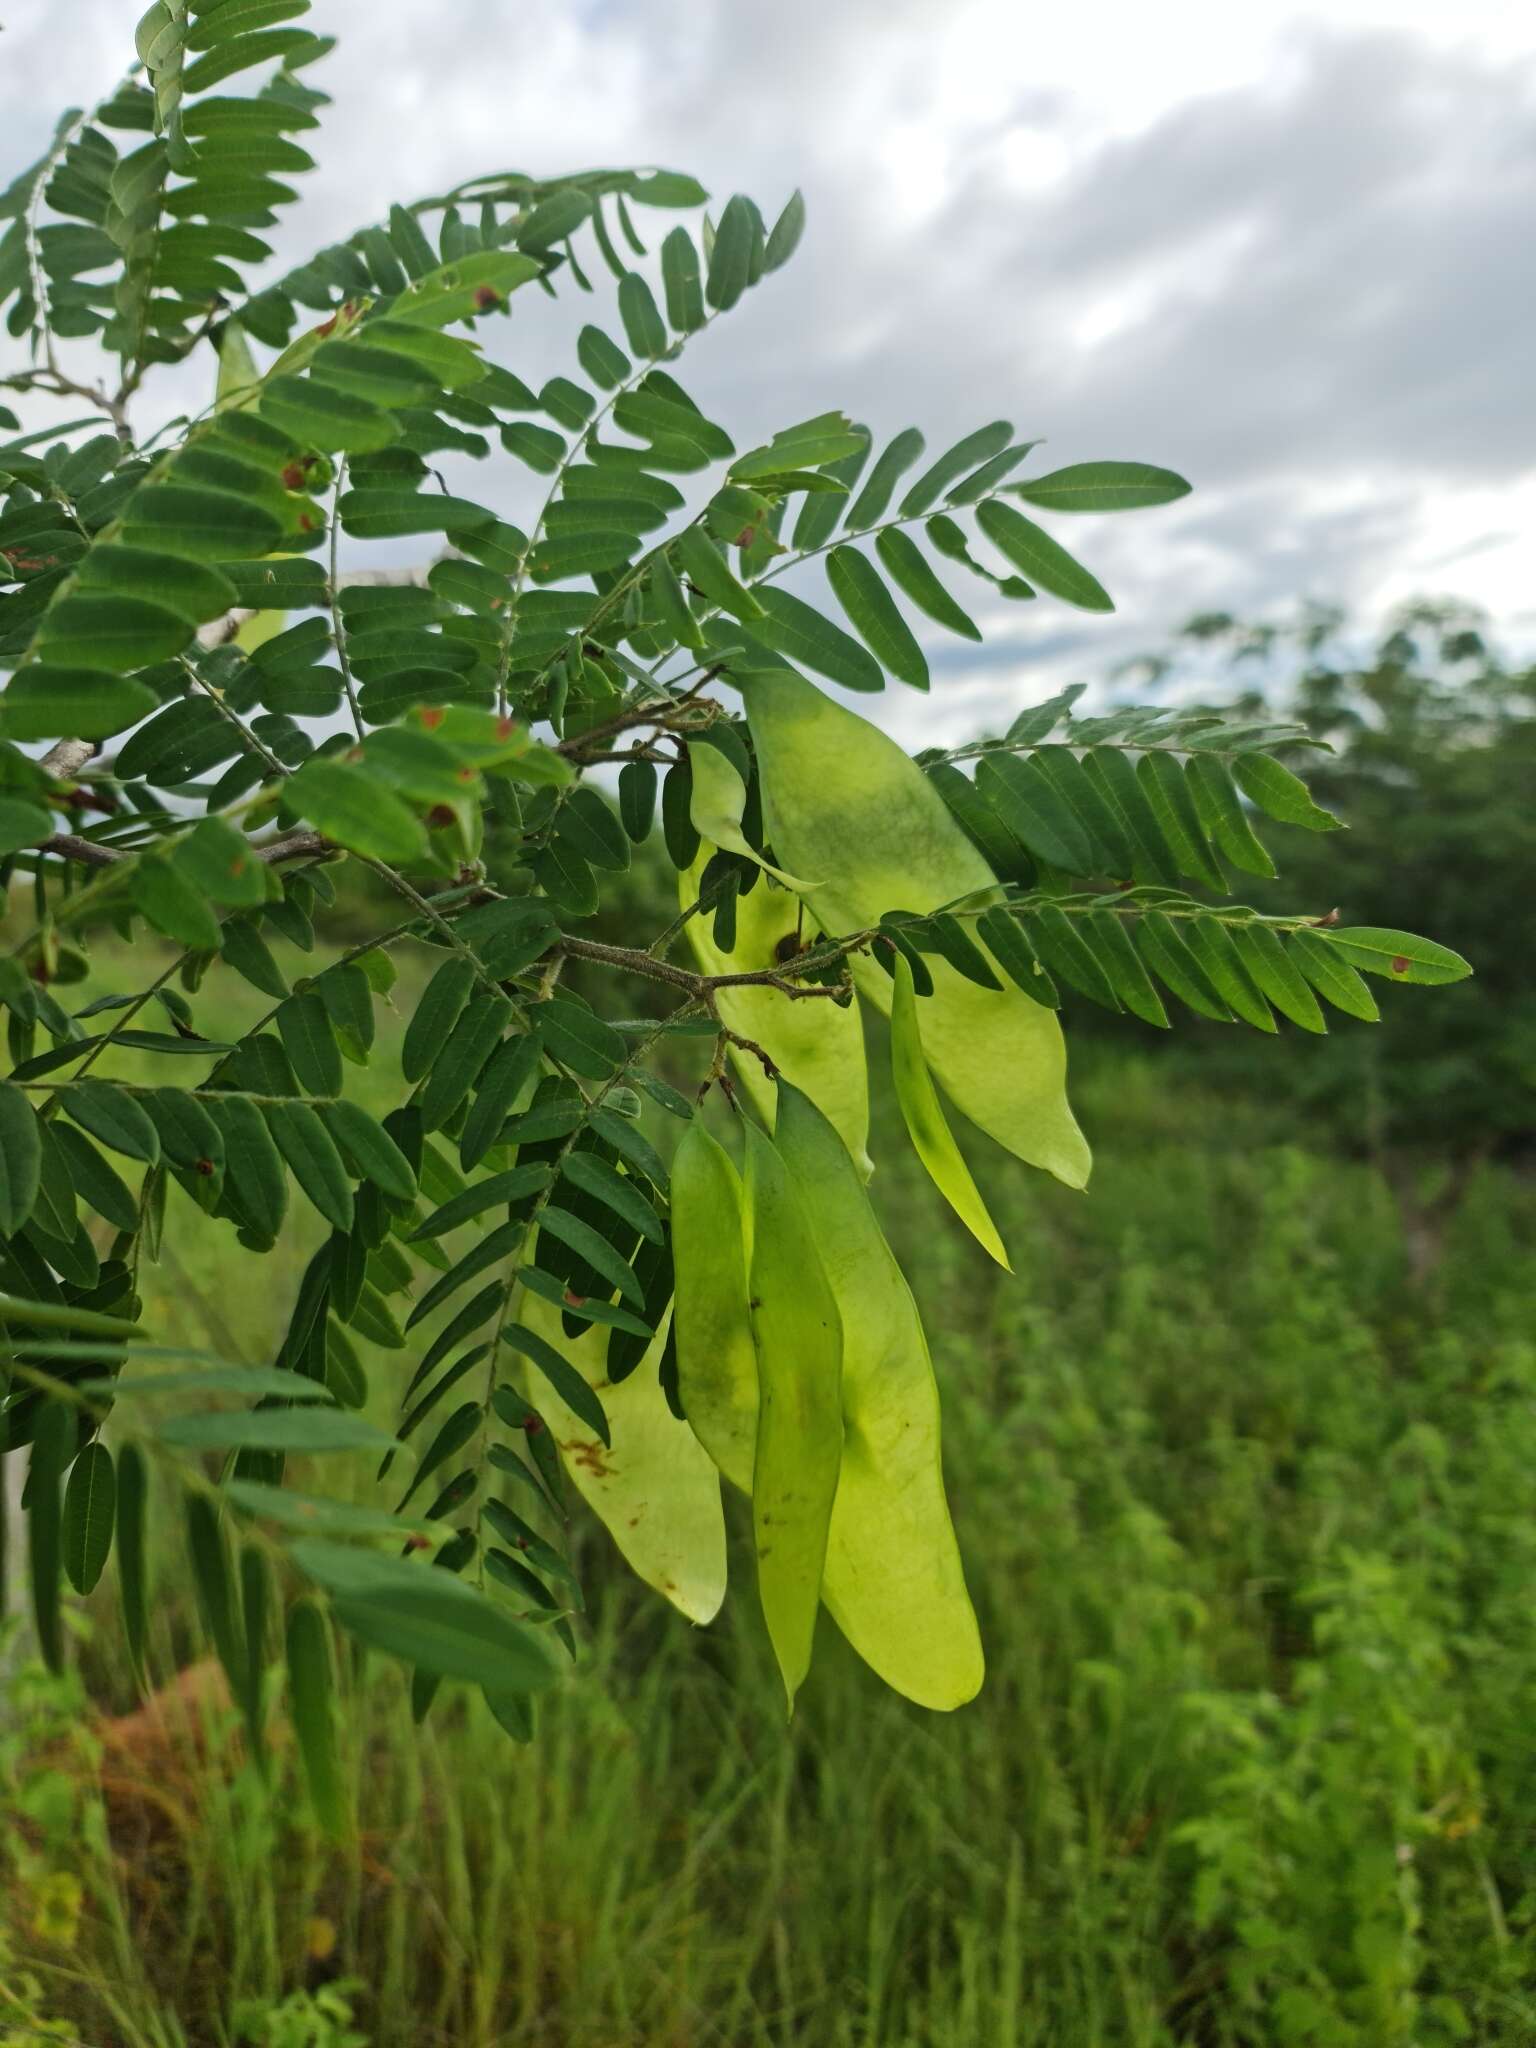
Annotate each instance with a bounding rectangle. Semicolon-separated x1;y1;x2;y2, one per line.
496;717;517;739
523;1416;544;1436
419;707;445;729
281;463;305;491
195;1158;215;1177
426;803;457;829
473;285;501;310
316;314;338;337
1392;955;1409;974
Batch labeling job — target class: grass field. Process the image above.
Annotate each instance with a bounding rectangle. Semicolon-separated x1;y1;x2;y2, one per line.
3;937;1535;2047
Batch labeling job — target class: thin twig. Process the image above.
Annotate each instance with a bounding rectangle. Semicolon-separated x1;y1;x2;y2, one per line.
559;932;861;1001
28;828;330;870
329;460;366;740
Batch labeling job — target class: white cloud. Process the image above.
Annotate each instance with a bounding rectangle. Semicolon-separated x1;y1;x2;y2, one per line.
3;0;1533;745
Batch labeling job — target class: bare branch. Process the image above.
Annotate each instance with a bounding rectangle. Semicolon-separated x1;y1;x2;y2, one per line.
30;827;332;870
39;738;96;779
558;932;864;1002
36;832;121;868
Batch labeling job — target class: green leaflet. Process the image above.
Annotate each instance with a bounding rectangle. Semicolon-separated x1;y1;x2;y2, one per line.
825;545;928;691
511;1289;726;1626
671;1120;757;1491
324;1098;417;1201
28;1403;69;1673
899;421;1013;516
1010;461;1192;513
687;739;813;890
293;1540;560;1694
974;500;1113;612
287;756;429;865
497;1325;610;1446
265;1099;354;1231
741;666;1090;1189
682;847;870;1177
285;1598;349;1841
277;990;342;1097
888;953;1009;1269
774;1082;983;1710
0;1082;41;1236
874;527;980;641
206;1093;288;1241
158;1408;397;1455
52;1122;139;1233
557;1151;663;1244
62;1079;160;1164
741;1120;842;1714
402;954;476;1083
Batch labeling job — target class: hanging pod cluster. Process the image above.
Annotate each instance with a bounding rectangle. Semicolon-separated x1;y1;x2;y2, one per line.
670;1083;983;1713
683;663;1091;1268
508;1079;982;1713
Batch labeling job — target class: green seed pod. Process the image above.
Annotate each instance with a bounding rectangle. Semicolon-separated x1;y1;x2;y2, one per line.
774;1080;984;1710
684;846;871;1177
512;1288;726;1625
688;737;812;890
671;1100;984;1709
741;1119;843;1713
670;1119;757;1493
889;950;1010;1269
740;666;1091;1189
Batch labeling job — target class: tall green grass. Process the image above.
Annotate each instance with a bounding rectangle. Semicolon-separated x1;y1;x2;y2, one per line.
4;948;1534;2046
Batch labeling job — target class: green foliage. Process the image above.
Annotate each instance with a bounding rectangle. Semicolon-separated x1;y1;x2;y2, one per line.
1098;604;1532;1159
3;1060;1534;2045
0;4;1468;1740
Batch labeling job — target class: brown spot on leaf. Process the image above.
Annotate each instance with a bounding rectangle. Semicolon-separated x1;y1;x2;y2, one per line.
473;285;501;310
563;1438;612;1477
1392;955;1409;975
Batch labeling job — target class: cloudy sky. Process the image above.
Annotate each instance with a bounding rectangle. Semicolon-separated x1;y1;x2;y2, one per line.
4;0;1533;741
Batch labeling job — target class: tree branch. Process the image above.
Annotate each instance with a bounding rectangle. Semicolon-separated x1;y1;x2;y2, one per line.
32;827;332;869
558;932;864;1000
39;738;96;780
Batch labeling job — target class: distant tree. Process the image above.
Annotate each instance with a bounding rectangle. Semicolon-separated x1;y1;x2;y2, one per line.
1103;601;1533;1256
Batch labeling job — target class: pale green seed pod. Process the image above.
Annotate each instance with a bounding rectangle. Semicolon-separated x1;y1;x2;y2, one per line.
672;1092;985;1709
741;1119;843;1714
741;666;1091;1189
670;1119;757;1493
683;846;872;1177
774;1081;984;1710
889;949;1010;1269
512;1288;727;1626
